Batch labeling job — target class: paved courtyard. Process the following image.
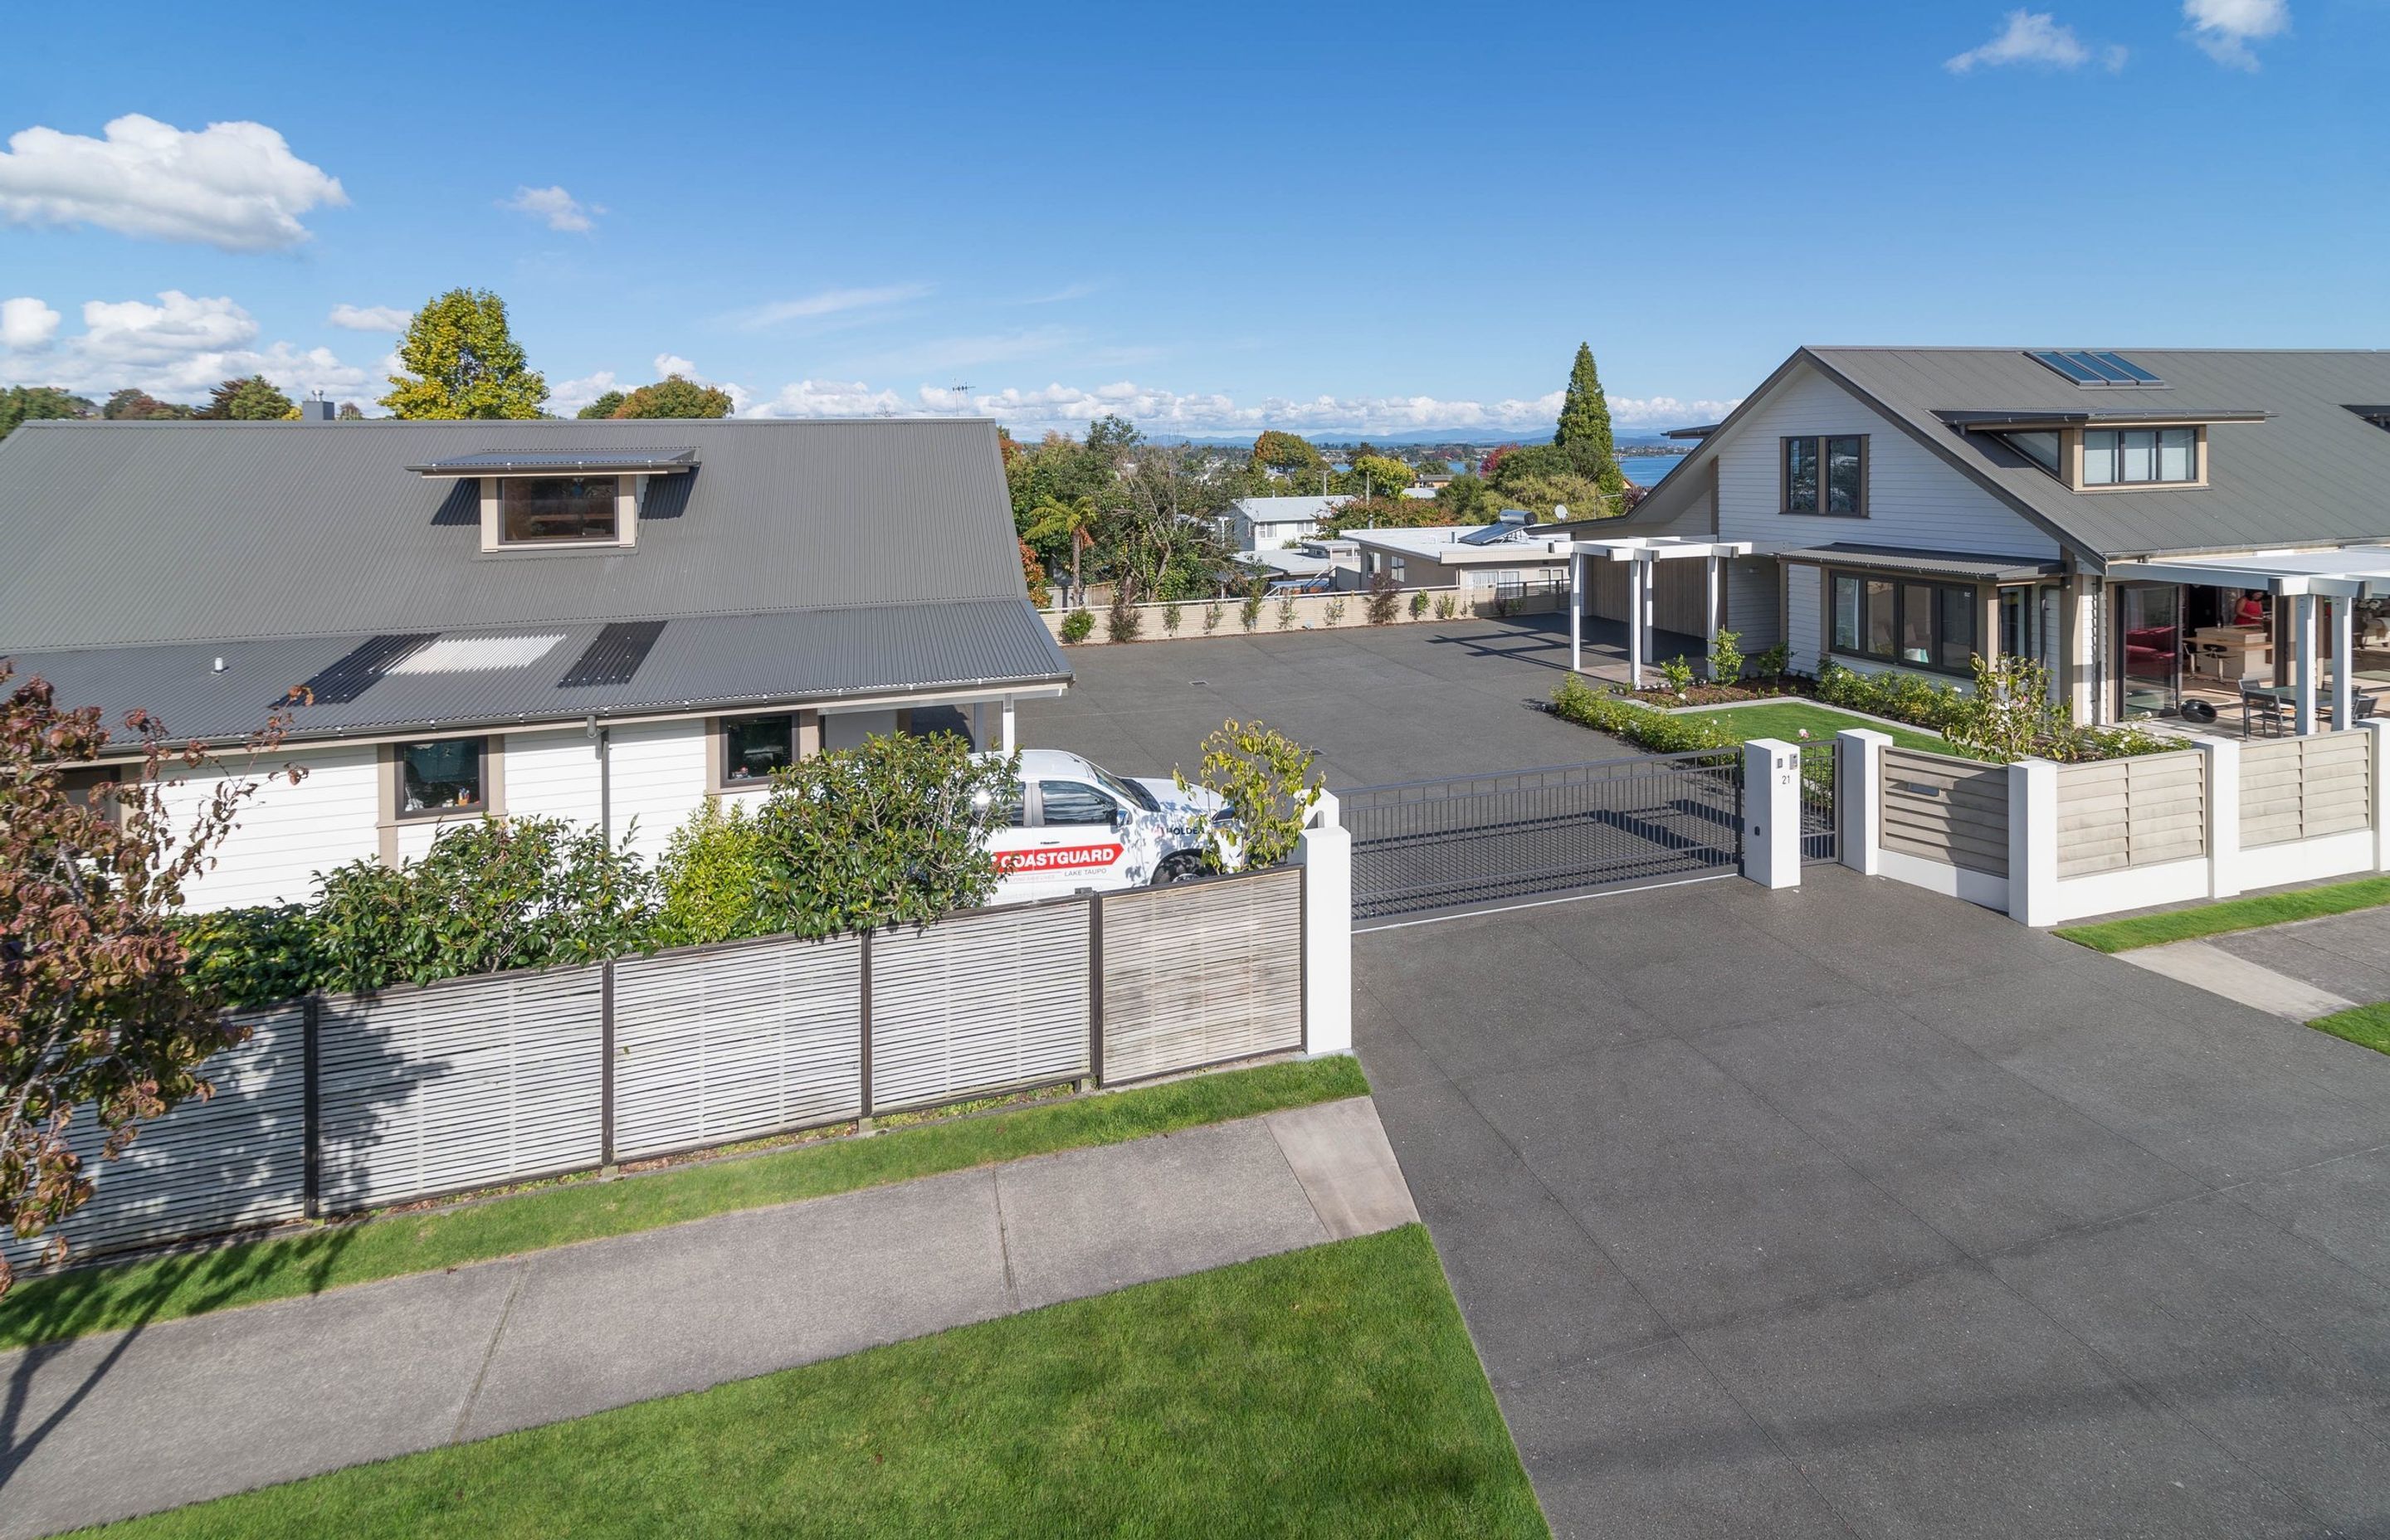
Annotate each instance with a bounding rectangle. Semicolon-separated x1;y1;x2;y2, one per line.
1017;612;1700;787
1359;865;2390;1538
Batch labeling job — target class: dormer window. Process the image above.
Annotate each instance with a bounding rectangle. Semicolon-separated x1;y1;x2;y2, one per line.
2081;427;2197;486
502;475;618;543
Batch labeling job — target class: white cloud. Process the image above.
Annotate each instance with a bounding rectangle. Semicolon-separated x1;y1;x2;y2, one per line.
729;284;933;330
1;296;61;349
327;303;409;332
502;184;600;232
744;376;1737;436
654;353;700;378
550;369;622;416
0;289;376;405
648;353;750;412
0;114;345;251
2183;0;2289;68
1946;11;2122;71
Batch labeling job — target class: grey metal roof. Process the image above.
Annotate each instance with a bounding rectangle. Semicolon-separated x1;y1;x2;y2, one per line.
1621;348;2390;564
408;448;699;474
0;417;1027;650
1804;348;2390;562
6;599;1068;747
1773;543;2063;582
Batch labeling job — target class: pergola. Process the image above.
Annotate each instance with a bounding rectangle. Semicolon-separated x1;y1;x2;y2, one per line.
1564;537;1753;687
2105;547;2390;735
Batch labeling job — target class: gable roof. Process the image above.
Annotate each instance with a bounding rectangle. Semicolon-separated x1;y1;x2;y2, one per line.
0;417;1031;650
0;417;1069;744
1623;348;2390;565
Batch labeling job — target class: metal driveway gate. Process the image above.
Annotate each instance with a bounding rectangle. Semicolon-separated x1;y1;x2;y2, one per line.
1340;749;1744;921
1799;741;1838;863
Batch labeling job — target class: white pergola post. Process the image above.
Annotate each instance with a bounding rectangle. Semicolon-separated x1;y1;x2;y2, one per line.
2295;592;2319;736
1627;556;1646;690
2334;597;2356;731
1001;694;1017;754
1568;550;1583;673
973;701;989;750
1704;553;1722;678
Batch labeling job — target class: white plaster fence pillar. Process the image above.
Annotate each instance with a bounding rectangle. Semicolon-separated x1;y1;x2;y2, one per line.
2200;736;2241;901
2006;758;2060;927
1836;729;1890;877
2367;719;2390;874
2335;598;2358;732
1294;790;1353;1056
1741;738;1802;890
2295;592;2319;736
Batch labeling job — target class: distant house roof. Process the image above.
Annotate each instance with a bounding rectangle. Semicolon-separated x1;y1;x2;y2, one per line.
0;417;1067;743
1227;495;1349;524
1345;524;1571;563
1624;348;2390;564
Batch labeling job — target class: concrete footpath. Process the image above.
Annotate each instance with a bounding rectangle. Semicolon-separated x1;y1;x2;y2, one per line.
0;1094;1416;1538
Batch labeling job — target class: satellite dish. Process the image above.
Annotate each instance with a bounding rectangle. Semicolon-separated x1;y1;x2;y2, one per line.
1552;504;1568;520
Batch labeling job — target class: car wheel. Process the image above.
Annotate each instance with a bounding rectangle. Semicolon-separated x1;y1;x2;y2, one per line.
1154;852;1204;885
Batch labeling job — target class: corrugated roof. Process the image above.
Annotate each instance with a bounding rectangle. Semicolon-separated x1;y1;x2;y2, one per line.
6;599;1068;746
409;448;699;473
1805;348;2390;561
0;417;1027;651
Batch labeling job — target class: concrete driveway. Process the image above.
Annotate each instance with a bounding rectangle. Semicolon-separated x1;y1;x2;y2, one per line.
1359;864;2390;1538
1017;612;1700;787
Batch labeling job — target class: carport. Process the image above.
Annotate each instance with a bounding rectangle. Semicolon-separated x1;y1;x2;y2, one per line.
1564;536;1753;687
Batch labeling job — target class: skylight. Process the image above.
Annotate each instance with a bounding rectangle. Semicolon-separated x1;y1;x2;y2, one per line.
2027;349;2165;387
385;635;568;674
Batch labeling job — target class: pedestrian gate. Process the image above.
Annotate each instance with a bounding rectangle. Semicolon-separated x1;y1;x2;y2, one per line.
1340;749;1744;921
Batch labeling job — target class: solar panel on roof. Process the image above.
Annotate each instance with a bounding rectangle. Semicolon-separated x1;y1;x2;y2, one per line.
280;632;437;706
2028;349;2102;383
558;621;666;687
2091;351;2163;384
2027;349;2164;387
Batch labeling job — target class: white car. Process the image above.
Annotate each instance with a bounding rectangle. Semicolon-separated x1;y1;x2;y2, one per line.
980;748;1225;904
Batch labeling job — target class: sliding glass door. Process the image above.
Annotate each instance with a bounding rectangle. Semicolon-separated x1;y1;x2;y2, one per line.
2116;582;2183;716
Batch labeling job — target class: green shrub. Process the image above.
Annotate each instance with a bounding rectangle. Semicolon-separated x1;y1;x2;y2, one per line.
1163;601;1183;635
1941;654;2168;763
1059;609;1095;644
1433;592;1457;620
1202;601;1223;634
1275;593;1297;630
1366;572;1399;625
1176;720;1323;873
1814;660;1964;732
1708;628;1744;685
651;797;774;948
1106;581;1144;643
1659;655;1695;693
177;904;325;1010
1239;591;1265;631
312;816;658;992
1550;675;1737;756
1750;641;1791;688
1408;592;1429;620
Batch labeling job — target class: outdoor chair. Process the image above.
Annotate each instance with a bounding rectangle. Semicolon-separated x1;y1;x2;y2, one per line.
2240;680;2289;738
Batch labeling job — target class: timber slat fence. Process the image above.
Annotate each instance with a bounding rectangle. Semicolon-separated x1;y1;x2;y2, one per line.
8;866;1306;1273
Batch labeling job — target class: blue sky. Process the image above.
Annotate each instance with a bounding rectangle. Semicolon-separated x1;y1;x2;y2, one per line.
3;0;2382;436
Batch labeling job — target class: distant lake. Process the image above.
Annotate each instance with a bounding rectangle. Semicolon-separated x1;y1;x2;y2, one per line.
1437;453;1688;485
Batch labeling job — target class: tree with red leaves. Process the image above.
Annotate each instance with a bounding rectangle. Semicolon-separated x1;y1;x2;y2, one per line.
0;665;301;1295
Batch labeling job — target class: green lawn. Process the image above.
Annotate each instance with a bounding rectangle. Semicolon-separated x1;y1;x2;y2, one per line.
2053;875;2390;953
2309;1001;2390;1055
1684;701;1957;756
2;1055;1368;1352
90;1225;1547;1540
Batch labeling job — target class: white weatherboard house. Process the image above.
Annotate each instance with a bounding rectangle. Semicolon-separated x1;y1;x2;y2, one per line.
1578;348;2390;733
1221;495;1348;553
0;417;1071;910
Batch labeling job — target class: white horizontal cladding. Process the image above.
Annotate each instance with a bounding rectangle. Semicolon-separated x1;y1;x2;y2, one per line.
0;1003;310;1272
315;966;605;1210
1717;363;2059;562
612;934;866;1159
869;902;1091;1110
607;717;709;862
173;742;380;912
505;726;602;825
1725;556;1783;652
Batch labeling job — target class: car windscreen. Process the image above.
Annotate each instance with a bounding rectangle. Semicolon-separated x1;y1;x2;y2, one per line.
1092;766;1160;811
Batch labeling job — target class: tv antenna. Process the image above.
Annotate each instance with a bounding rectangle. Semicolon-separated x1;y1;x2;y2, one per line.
949;383;973;412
